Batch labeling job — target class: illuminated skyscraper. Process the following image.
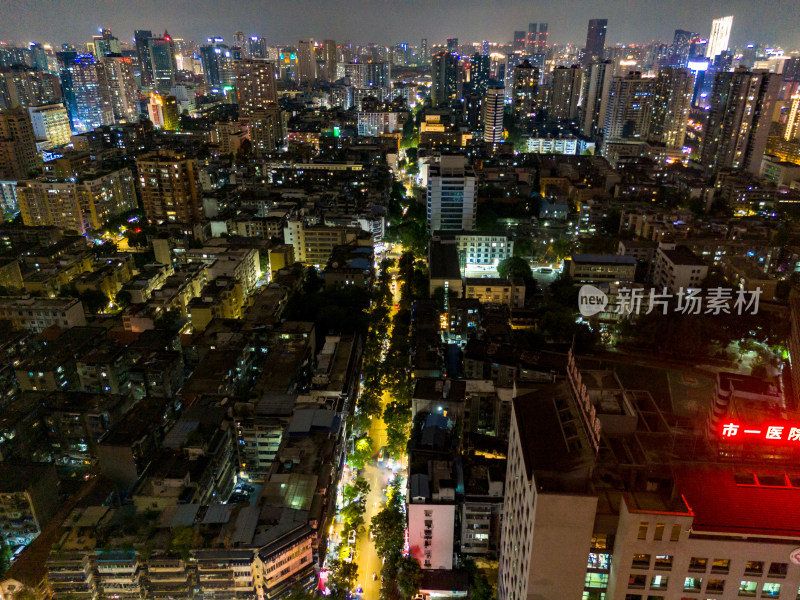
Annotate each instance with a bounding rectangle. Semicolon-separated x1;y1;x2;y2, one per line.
233;31;246;55
785;94;800;141
469;53;490;98
706;16;733;59
421;39;429;66
549;65;582;122
482;86;505;143
431;51;458;107
513;31;527;53
28;43;48;72
537;23;548;53
583;19;608;65
526;23;538;54
701;67;780;174
250;105;285;155
236;59;278;118
147;93;178;130
322;40;337;82
580;60;613;138
149;32;177;93
28;104;71;147
512;60;538;118
649;67;694;149
602;71;655;142
92;28;120;57
57;52;113;133
427;155;476;231
446;38;459;53
99;55;139;123
200;39;235;93
134;29;154;87
136;151;202;224
0;107;39;179
297;39;317;84
671;29;698;67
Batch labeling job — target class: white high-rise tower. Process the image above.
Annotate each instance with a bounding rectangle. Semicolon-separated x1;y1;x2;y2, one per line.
706;16;733;59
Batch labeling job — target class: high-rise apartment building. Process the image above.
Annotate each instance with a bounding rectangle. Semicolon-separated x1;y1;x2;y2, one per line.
136;151;202;224
649;67;694;149
322;40;337;82
671;29;698;67
420;39;429;65
706;16;733;59
99;55;139;123
17;168;137;233
0;107;39;179
469;53;490;98
57;52;113;133
134;29;154;87
0;67;62;110
513;31;527;53
147;93;179;130
580;60;613;139
584;19;608;65
446;38;459;53
785;94;800;142
483;86;505;143
250;105;285;155
297;39;317;84
431;51;458;107
427;155;477;231
236;59;277;118
549;65;582;122
512;61;537;118
701;67;780;175
603;71;655;142
27;104;71;147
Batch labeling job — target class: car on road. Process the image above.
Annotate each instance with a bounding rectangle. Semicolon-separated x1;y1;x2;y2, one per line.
538;267;554;274
372;573;377;581
348;530;356;544
378;446;386;462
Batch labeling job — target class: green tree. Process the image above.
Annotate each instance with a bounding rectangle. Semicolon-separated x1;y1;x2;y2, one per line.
395;556;423;600
551;238;576;261
327;558;358;600
285;583;316;600
343;477;370;504
497;256;533;280
349;436;373;470
370;477;406;561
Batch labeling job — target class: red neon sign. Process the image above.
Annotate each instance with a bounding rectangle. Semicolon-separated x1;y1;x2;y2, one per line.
720;422;800;443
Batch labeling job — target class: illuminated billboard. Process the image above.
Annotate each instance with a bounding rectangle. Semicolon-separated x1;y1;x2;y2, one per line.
687;60;709;71
720;421;800;442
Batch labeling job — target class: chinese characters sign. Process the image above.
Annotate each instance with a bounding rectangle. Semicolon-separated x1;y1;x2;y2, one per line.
616;287;761;316
720;422;800;443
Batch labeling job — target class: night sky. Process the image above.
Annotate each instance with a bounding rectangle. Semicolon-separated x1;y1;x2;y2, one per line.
1;0;798;50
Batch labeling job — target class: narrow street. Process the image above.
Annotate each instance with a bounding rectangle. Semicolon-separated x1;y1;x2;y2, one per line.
327;257;405;599
356;268;404;599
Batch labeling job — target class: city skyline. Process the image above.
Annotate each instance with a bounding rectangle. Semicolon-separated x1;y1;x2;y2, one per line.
1;0;799;50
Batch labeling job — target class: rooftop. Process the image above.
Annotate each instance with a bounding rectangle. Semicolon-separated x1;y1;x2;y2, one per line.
571;254;637;266
660;245;705;266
